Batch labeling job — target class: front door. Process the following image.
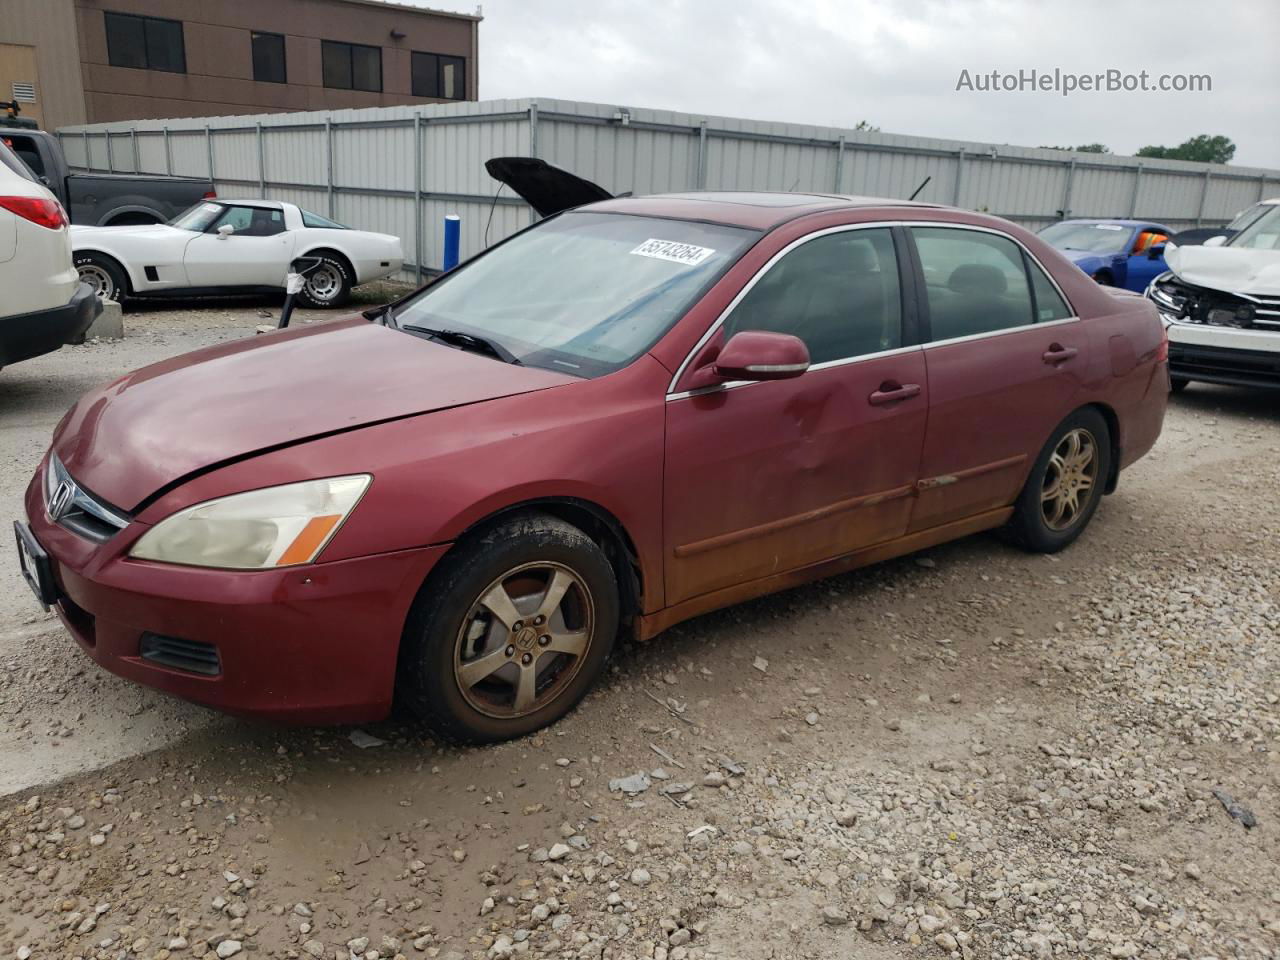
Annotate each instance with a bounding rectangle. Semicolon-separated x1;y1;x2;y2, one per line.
1123;227;1170;293
663;225;928;605
183;204;294;287
907;225;1089;531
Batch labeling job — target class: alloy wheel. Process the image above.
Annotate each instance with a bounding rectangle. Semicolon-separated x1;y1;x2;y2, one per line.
77;264;114;299
1041;427;1098;531
304;263;342;302
453;561;595;719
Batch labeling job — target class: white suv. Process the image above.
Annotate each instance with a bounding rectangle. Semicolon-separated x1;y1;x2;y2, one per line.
0;138;98;371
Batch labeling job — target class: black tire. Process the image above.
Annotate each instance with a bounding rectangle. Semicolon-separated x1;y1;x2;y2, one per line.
397;512;619;745
1091;271;1114;287
74;253;126;302
296;254;352;308
1170;376;1190;393
1005;407;1112;553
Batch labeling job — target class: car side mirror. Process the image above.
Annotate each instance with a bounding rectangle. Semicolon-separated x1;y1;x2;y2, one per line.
1147;244;1166;260
1203;235;1226;247
216;224;235;238
691;330;810;388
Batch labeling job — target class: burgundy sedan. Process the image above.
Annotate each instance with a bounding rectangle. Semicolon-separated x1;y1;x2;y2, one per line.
16;166;1168;743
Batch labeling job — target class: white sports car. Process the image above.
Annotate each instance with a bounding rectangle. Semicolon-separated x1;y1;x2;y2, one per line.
70;199;404;308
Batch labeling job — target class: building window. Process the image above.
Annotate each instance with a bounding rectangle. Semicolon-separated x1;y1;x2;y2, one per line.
411;52;465;99
104;12;186;73
321;40;382;92
251;32;286;84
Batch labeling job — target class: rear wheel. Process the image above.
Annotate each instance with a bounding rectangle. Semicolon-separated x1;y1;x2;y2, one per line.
297;254;352;308
1005;408;1111;553
74;253;126;302
397;512;619;744
1091;271;1113;287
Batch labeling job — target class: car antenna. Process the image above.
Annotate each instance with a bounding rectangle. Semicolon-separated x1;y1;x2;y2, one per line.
908;176;932;201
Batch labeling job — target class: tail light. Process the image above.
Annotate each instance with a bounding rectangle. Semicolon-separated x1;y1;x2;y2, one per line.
0;195;69;229
202;190;218;199
1156;324;1169;363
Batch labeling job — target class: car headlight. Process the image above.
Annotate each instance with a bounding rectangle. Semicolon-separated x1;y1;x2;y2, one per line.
129;475;371;570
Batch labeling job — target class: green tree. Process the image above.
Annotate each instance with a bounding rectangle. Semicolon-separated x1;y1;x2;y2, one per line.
853;120;880;132
1136;134;1236;164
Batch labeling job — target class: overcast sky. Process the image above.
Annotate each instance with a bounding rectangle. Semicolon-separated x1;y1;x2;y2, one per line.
411;0;1279;168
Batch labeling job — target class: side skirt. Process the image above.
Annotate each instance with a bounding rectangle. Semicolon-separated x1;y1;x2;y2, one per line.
637;507;1014;640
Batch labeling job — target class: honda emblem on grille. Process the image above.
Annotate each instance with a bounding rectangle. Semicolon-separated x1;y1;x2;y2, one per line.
49;480;75;521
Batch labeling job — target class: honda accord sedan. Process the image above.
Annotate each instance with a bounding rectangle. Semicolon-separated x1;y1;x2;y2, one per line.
16;160;1169;744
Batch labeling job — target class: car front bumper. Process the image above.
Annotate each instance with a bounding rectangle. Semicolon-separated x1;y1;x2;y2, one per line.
22;467;449;724
1164;321;1280;389
1;281;100;367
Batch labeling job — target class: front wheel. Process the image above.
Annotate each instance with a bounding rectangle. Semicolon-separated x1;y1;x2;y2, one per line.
397;512;619;744
1170;376;1190;393
1005;408;1112;553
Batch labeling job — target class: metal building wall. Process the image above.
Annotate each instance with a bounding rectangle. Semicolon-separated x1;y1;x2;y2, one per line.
57;97;1280;279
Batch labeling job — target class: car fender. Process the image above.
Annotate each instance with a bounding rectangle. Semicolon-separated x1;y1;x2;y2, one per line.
94;202;164;226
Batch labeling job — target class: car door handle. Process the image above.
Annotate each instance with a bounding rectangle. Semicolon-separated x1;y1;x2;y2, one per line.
1042;344;1079;365
868;382;921;406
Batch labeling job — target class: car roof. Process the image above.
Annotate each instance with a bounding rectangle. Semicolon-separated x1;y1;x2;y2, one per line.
215;199;288;210
580;191;945;230
1054;218;1165;229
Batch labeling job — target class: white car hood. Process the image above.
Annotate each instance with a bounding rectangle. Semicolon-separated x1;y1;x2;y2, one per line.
1165;244;1280;296
70;223;185;241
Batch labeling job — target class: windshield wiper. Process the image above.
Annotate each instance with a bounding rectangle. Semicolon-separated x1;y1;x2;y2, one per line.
401;324;522;365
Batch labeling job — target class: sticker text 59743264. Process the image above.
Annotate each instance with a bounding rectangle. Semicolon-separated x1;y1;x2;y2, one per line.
630;238;716;267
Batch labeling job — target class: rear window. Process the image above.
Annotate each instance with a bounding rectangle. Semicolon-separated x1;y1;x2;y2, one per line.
0;140;37;183
301;209;347;229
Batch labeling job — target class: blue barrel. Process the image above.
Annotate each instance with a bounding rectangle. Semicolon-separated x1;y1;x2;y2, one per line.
443;214;461;271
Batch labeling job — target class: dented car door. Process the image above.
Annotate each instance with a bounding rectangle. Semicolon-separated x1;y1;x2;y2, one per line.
662;225;928;605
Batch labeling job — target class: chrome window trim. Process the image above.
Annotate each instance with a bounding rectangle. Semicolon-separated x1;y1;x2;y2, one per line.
665;219;1079;397
666;343;923;402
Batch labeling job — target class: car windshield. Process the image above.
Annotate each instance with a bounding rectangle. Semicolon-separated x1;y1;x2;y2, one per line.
168;201;225;232
1224;202;1273;234
1227;203;1280;250
391;212;758;377
1038;222;1132;254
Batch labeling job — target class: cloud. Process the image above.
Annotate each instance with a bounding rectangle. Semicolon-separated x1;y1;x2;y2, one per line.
417;0;1279;167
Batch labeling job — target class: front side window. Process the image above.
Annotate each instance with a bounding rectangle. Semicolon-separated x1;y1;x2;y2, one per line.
722;228;903;365
251;31;286;84
105;12;186;73
2;134;44;177
412;52;466;99
912;227;1039;340
211;205;284;236
322;40;382;92
391;212;757;378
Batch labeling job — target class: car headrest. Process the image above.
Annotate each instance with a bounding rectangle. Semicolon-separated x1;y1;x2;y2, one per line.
948;263;1008;296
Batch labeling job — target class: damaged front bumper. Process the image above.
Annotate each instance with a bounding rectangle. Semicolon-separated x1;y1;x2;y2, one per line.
1147;273;1280;389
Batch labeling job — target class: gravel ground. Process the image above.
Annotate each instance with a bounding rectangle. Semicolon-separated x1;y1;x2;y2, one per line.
0;302;1277;960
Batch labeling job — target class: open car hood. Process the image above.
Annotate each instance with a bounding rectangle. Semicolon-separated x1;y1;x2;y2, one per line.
51;319;576;512
1165;244;1280;296
485;157;613;218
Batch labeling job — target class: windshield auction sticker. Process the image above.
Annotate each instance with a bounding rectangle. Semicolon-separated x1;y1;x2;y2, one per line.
630;239;715;266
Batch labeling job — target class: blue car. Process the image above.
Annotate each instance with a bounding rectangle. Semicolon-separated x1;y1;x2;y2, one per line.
1037;219;1172;292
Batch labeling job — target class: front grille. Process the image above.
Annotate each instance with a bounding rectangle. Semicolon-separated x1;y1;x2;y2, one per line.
1151;277;1279;333
139;634;222;676
44;454;130;543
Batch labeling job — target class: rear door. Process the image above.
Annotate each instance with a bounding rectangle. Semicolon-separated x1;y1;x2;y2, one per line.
907;225;1086;532
183;204;294;287
662;224;928;605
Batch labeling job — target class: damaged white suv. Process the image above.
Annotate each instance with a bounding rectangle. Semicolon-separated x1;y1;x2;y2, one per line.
1147;199;1280;391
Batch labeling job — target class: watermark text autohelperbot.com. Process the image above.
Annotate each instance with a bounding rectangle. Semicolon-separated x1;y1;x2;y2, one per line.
956;68;1211;96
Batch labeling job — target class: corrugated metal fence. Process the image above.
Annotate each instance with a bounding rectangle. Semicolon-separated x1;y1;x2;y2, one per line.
57;97;1280;280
